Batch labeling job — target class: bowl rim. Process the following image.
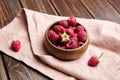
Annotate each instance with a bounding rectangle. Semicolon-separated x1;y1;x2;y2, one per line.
45;21;89;52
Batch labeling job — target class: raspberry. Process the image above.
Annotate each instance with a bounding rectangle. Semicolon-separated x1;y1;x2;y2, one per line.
70;36;78;42
48;30;59;43
11;40;21;52
88;56;99;66
74;33;77;37
69;26;76;31
53;25;65;34
77;31;87;42
65;40;78;49
77;42;84;47
67;16;76;26
75;26;84;33
58;20;69;28
66;28;74;37
88;53;103;67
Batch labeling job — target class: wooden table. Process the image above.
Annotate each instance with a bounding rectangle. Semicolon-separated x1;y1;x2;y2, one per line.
0;0;120;80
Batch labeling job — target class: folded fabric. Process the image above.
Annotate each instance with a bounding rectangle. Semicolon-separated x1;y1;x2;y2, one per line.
0;8;120;80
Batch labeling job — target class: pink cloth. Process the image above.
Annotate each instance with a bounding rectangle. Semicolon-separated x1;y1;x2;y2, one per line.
0;8;120;80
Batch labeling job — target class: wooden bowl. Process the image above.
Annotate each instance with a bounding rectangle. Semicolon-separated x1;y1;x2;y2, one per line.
44;22;90;60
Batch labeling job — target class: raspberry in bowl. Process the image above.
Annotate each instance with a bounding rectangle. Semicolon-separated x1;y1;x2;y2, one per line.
44;16;89;60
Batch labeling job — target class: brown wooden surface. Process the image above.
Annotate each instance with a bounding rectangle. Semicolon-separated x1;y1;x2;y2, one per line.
81;0;120;23
0;0;120;80
0;54;8;80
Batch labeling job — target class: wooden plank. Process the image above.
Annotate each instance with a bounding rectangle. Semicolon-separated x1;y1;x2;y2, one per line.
0;0;51;80
108;0;120;14
81;0;120;24
50;0;73;16
51;0;92;18
0;0;11;79
20;0;56;15
0;53;8;80
0;0;11;27
3;54;50;80
3;0;22;19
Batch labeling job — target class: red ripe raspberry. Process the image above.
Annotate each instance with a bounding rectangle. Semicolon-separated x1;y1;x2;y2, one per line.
66;28;74;37
70;36;78;42
11;40;21;52
67;16;76;26
74;33;77;37
88;56;99;66
65;40;78;49
77;41;84;47
75;26;84;33
58;20;69;28
69;26;76;31
53;25;65;34
77;31;87;42
48;30;59;43
88;53;103;67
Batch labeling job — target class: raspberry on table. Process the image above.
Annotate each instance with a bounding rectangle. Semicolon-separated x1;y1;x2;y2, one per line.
11;40;21;52
88;53;103;67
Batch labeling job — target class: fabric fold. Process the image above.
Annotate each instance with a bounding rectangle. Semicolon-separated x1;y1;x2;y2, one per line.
0;8;120;80
0;8;76;80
